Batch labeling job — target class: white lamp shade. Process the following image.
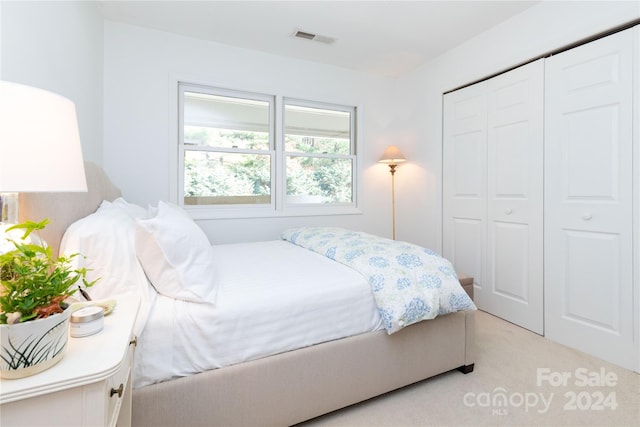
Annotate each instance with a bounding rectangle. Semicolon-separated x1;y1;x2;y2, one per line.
379;145;407;164
0;81;87;192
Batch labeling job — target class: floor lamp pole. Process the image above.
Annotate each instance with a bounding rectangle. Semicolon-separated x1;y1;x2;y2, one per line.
379;145;406;241
389;163;397;240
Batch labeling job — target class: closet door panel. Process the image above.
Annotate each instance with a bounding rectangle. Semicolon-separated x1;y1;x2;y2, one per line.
485;59;544;334
564;105;621;199
545;28;635;370
493;122;529;197
449;218;483;283
443;84;486;292
563;230;621;330
492;222;529;302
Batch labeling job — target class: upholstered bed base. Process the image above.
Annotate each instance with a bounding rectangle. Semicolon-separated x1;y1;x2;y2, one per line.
132;310;475;427
20;162;476;427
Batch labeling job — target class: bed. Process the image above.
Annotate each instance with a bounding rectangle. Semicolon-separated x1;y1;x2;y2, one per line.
19;162;476;427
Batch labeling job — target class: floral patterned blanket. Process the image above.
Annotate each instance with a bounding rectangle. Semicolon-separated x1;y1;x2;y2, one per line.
281;227;476;334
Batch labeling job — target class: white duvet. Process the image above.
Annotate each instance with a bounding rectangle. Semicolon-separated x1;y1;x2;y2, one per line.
133;240;383;389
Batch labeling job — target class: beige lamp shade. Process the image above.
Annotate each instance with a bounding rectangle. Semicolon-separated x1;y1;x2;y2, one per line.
379;145;407;165
0;81;87;192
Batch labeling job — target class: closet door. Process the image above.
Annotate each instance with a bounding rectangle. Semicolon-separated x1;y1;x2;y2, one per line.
545;28;636;371
635;26;640;373
443;61;544;334
442;83;487;295
485;59;544;334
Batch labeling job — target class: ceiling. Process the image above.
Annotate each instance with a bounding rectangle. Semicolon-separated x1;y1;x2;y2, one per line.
98;1;539;78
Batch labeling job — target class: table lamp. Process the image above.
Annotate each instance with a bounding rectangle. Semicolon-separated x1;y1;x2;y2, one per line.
0;81;87;224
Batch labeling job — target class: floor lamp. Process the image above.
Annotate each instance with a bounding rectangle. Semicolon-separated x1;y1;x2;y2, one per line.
379;145;406;240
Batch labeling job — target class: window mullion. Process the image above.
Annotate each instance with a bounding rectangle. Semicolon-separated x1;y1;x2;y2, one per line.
284;152;354;160
184;146;270;155
177;87;186;205
274;94;284;212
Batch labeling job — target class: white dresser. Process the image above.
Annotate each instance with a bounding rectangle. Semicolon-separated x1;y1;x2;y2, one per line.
0;296;139;427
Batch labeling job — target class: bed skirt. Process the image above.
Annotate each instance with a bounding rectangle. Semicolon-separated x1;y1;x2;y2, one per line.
132;310;475;427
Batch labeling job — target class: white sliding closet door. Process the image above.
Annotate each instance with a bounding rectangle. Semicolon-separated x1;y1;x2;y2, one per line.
635;26;640;374
442;83;487;299
545;28;636;371
485;60;544;334
443;60;544;334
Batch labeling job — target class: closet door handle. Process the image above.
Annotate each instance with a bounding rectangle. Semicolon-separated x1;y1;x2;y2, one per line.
582;213;592;221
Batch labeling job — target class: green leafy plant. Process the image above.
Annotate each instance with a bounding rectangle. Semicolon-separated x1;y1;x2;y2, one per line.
0;219;96;324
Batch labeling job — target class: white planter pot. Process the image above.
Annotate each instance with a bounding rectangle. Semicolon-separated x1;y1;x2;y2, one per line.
0;309;71;379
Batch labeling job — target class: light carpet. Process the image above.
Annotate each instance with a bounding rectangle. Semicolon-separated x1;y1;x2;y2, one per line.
300;310;640;426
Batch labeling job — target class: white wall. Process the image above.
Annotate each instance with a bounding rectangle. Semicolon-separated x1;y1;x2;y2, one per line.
103;21;403;244
0;1;3;80
0;1;104;163
396;0;640;251
4;1;637;249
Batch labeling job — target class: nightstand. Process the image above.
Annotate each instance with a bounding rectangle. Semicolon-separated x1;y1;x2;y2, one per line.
457;273;474;301
0;295;139;427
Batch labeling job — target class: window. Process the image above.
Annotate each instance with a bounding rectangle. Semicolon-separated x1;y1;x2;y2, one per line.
180;85;274;206
284;100;355;205
178;83;358;217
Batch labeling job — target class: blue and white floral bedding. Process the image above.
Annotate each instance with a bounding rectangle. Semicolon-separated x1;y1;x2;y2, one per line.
281;227;476;334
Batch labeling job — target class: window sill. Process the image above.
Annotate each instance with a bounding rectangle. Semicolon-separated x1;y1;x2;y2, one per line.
185;205;363;220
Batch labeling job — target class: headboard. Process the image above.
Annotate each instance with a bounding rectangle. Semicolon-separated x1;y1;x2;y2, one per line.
18;161;121;257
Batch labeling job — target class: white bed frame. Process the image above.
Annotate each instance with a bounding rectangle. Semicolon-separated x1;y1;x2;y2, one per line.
20;162;475;427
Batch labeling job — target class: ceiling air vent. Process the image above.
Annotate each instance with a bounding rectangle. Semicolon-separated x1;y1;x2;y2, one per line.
293;29;336;45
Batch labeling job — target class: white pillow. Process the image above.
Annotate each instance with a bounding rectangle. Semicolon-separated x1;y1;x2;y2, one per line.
60;200;152;303
135;201;217;303
112;197;148;219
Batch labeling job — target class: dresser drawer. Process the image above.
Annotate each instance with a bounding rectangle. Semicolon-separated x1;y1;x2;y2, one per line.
106;337;136;427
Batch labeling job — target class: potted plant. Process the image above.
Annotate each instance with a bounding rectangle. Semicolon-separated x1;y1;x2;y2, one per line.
0;219;95;379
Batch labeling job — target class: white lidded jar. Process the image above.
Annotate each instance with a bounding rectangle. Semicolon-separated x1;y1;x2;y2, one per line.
70;306;104;338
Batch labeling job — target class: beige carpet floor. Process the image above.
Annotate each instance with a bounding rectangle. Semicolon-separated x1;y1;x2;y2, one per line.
300;311;640;427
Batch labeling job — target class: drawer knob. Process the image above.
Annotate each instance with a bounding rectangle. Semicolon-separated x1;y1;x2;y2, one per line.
505;208;513;215
582;213;592;221
110;384;124;398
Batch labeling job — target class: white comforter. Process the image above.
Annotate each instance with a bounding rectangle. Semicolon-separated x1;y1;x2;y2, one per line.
133;240;383;389
282;227;476;333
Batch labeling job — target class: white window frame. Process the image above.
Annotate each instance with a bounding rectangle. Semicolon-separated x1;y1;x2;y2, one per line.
173;80;362;220
282;97;357;209
178;82;276;218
